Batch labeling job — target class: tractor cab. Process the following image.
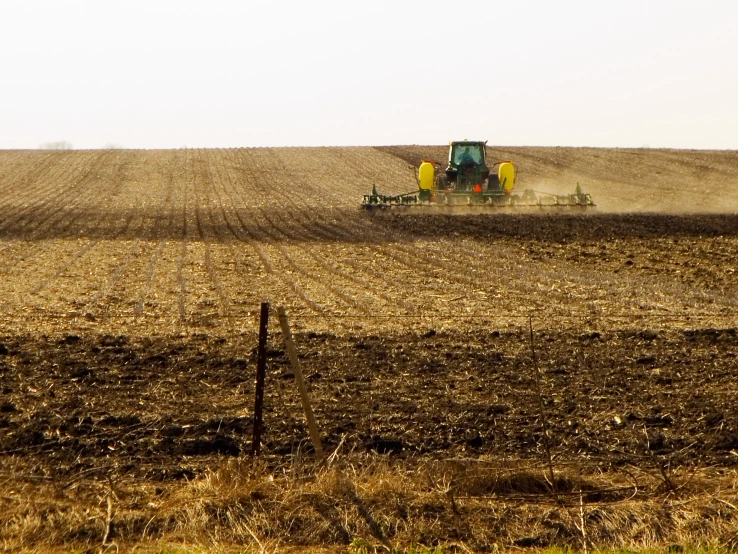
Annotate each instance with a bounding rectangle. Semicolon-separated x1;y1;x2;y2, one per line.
445;141;490;191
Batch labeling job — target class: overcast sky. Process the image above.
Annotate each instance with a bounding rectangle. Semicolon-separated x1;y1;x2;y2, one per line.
1;0;737;149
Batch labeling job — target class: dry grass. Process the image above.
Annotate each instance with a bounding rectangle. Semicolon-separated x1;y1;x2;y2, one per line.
3;455;738;552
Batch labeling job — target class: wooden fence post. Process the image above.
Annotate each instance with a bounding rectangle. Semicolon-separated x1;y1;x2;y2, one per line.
251;302;270;456
277;306;324;459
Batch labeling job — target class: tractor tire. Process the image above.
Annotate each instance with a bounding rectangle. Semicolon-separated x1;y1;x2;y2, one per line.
435;174;449;190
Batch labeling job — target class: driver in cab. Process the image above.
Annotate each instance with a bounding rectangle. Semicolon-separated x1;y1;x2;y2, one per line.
458;147;476;165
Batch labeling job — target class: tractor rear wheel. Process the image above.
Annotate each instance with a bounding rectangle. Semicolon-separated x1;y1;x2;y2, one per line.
435;174;449;190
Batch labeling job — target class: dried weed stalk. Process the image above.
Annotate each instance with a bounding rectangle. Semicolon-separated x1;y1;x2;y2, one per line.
529;315;558;498
2;456;737;552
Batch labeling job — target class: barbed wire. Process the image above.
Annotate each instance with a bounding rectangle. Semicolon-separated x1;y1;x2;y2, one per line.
3;312;736;320
0;308;735;325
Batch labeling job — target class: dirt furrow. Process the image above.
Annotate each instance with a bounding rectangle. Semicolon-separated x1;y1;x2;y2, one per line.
132;152;181;318
203;149;292;315
0;151;105;240
227;149;423;313
175;154;190;320
0;151;100;263
1;152;124;309
226;149;363;314
24;151;135;300
191;150;232;318
84;155;167;312
0;151;72;220
212;149;331;314
234;151;412;312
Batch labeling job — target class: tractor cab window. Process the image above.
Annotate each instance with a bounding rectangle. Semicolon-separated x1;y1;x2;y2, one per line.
452;144;484;166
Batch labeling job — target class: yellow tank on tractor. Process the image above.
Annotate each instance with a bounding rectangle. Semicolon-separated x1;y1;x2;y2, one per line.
363;140;594;209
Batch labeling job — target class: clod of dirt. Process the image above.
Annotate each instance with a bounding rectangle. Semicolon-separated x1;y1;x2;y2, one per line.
0;344;8;355
466;434;484;449
422;329;437;338
486;404;509;415
98;414;141;427
647;433;667;452
514;536;545;548
701;412;724;428
144;353;168;365
99;335;130;347
645;414;674;427
180;437;241;456
13;429;45;447
70;367;94;380
714;433;738;451
161;425;185;437
147;467;196;482
367;436;404;454
637;355;657;364
684;328;736;342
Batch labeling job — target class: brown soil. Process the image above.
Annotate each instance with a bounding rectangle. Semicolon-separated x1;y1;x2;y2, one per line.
0;146;737;551
2;326;738;474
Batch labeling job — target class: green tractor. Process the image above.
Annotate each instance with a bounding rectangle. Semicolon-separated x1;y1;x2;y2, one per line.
429;140;512;204
363;140;595;209
442;141;490;191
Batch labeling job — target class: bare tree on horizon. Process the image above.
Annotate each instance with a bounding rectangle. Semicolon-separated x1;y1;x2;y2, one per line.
39;141;73;150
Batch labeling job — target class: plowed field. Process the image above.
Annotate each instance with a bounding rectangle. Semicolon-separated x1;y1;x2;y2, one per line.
1;146;737;551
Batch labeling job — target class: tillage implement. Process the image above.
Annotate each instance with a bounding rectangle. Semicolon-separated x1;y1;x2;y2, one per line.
362;141;595;209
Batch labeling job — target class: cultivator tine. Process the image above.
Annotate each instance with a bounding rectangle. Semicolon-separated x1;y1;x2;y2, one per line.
362;184;594;210
362;189;420;210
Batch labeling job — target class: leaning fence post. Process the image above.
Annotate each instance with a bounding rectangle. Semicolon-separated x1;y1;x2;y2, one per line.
277;306;324;459
251;302;270;456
